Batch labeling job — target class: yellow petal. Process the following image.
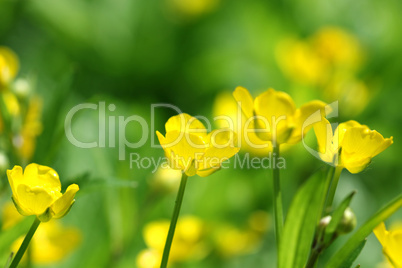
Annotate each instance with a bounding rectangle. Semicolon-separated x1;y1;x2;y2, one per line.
341;127;393;173
51;184;79;219
16;184;54;216
165;113;207;137
374;222;389;246
254;88;296;120
232;86;254;118
254;89;296;143
313;118;335;163
334;120;363;147
289;100;327;144
160;130;206;174
196;129;239;172
196;167;220;177
7;165;24;195
24;163;61;194
387;230;402;267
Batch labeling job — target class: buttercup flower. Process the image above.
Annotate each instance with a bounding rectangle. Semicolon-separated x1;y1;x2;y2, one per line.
0;46;19;89
156;113;239;177
213;91;272;156
233;87;327;145
7;163;79;222
374;222;402;268
314;119;393;173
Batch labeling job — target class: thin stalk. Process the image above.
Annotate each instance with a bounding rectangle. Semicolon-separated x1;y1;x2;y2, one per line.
9;217;40;268
324;166;343;213
160;173;188;268
272;145;283;248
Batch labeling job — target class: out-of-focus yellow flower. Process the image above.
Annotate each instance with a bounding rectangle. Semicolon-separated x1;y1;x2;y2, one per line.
314;119;393;173
0;47;19;89
324;74;370;116
276;27;364;87
247;210;270;233
213;224;259;258
312;27;364;71
143;216;208;263
150;166;182;193
156;113;239;177
374;222;402;268
276;39;328;85
7;163;79;222
213;92;272;156
136;249;162;268
233;87;327;145
166;0;219;19
2;203;81;265
15;97;43;161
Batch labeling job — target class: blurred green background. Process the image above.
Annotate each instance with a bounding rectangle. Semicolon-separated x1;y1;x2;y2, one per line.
0;0;401;267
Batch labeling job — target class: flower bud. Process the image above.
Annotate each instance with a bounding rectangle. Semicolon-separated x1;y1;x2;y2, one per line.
337;207;357;234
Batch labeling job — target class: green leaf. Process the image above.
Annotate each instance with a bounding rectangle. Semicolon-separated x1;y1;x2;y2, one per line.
324;191;356;242
0;216;32;255
337;239;366;268
278;169;327;268
326;194;402;268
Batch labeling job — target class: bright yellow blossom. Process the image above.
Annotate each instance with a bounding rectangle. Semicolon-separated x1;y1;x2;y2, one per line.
314;119;393;173
2;202;81;265
233;87;328;145
142;216;208;263
213;91;272;156
156;113;239;177
374;222;402;268
7;163;79;222
0;47;19;89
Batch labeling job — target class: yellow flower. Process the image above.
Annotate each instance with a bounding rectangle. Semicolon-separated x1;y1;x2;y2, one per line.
150;166;182;193
213;224;259;258
314;119;393;173
213;91;272;156
143;216;208;263
276;38;328;85
2;202;81;265
312;27;364;71
233;87;327;145
156;113;239;177
136;249;162;268
374;222;402;268
7;163;79;222
16;97;43;161
0;47;19;89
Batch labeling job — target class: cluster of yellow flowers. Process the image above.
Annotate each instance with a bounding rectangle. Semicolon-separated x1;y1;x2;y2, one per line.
137;211;269;267
0;44;398;268
0;47;43;165
276;27;370;116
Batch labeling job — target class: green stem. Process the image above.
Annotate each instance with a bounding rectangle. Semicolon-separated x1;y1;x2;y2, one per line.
324;166;343;214
160;173;188;268
272;145;283;249
9;217;40;268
